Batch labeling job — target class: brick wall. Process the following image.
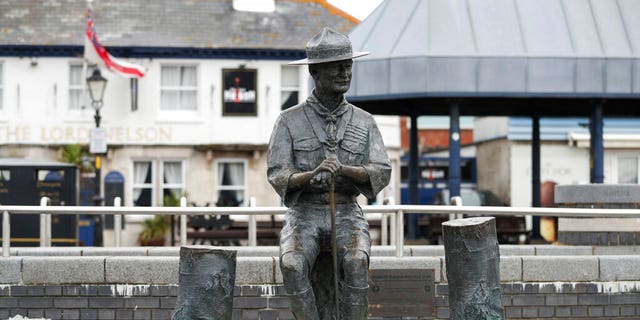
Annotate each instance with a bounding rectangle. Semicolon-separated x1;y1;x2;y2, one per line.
2;283;640;319
2;248;640;319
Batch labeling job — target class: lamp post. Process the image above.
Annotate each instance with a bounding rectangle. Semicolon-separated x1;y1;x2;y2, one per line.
87;68;107;246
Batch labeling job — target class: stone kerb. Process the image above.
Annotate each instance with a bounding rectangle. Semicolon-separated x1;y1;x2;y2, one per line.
0;257;21;283
522;257;599;282
14;244;636;257
3;251;640;285
599;255;640;281
106;257;179;284
22;257;105;284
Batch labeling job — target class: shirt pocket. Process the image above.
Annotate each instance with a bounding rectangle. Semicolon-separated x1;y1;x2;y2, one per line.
340;125;367;164
293;137;322;171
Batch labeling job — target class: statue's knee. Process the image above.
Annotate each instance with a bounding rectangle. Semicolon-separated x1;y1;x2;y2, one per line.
280;252;307;276
343;250;368;275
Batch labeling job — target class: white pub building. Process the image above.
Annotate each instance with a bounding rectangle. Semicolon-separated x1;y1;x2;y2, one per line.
0;0;401;244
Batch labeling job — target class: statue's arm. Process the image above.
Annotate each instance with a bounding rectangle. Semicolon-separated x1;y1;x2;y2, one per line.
339;164;369;184
267;117;299;202
353;121;392;199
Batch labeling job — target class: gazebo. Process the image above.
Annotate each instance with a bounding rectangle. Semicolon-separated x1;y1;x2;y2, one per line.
346;0;640;236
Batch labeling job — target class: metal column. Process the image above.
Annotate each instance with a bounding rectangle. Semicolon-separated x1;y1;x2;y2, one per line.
590;101;604;183
531;115;541;240
407;112;419;239
449;102;461;199
532;115;541;207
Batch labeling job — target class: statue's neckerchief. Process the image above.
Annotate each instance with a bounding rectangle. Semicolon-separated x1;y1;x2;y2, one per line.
304;93;352;155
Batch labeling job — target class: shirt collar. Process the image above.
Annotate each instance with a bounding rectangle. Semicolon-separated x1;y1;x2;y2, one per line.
306;91;349;118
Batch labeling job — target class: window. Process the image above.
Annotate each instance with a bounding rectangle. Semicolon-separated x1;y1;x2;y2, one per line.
133;161;154;206
617;156;639;184
69;64;87;110
216;160;246;207
162;161;185;206
281;66;299;110
0;170;9;181
133;160;185;207
161;66;197;110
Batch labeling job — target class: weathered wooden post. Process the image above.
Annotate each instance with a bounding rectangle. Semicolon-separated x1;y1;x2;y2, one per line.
172;246;237;320
443;217;504;320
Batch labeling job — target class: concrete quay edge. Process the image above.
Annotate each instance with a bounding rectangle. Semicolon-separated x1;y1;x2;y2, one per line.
2;255;640;285
10;244;640;257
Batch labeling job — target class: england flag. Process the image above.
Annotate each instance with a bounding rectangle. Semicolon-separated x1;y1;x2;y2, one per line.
84;6;145;78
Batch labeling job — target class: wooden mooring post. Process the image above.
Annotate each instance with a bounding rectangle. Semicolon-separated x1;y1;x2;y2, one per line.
172;246;237;320
443;217;505;320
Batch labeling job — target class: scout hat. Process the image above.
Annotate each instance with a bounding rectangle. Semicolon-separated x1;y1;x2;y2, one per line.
289;27;369;65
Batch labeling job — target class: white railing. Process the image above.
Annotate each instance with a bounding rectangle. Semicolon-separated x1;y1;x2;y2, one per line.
3;196;640;258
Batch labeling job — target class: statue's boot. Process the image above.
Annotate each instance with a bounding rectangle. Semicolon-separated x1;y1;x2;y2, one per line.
288;287;320;320
340;284;369;320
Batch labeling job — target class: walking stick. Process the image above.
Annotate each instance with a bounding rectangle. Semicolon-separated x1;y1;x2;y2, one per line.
329;178;340;320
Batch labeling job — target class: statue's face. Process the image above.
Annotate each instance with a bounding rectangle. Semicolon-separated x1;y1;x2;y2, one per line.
312;59;353;95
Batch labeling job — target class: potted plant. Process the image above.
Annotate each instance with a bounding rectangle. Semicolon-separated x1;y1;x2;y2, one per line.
138;192;184;246
138;215;167;246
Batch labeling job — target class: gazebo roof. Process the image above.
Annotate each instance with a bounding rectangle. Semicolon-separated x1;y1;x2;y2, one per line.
346;0;640;116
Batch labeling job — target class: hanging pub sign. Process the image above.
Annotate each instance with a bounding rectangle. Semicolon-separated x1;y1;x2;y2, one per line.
222;68;257;116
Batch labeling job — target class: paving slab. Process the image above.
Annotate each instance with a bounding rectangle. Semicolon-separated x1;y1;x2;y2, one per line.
236;257;276;284
0;257;22;283
106;257;179;284
500;256;523;281
599;256;640;281
500;245;535;256
534;245;592;256
23;256;105;284
82;247;148;256
522;256;598;282
370;256;442;282
16;247;83;256
593;246;640;255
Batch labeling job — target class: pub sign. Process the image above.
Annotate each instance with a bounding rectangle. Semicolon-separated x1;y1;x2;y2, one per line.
223;69;257;115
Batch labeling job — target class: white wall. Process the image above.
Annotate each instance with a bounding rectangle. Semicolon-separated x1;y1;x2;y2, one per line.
510;142;590;207
0;56;400;148
473;117;509;141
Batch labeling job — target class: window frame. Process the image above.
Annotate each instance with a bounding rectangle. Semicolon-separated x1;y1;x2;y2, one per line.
280;65;300;110
159;64;199;112
613;153;640;184
131;160;156;207
160;160;186;206
68;63;88;111
214;158;248;207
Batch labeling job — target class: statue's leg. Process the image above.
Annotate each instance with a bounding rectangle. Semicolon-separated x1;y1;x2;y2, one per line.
279;208;321;320
281;252;319;320
340;250;369;319
337;203;371;320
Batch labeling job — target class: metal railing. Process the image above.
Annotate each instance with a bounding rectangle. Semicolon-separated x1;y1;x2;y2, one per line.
3;196;640;258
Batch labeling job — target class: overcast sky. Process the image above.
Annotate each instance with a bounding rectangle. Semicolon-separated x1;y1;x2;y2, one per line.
327;0;384;21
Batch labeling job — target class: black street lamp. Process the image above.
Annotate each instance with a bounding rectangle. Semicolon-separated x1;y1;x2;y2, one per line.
87;68;107;128
87;68;107;246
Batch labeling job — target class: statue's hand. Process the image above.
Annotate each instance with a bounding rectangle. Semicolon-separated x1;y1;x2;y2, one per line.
310;171;332;187
310;158;342;186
